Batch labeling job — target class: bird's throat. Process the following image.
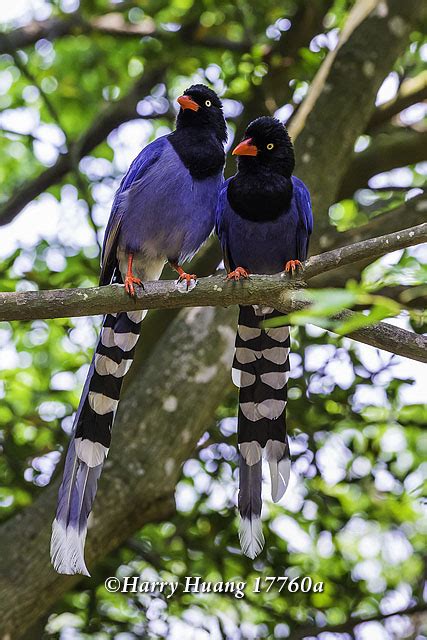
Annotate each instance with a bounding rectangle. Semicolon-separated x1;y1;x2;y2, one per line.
169;129;225;179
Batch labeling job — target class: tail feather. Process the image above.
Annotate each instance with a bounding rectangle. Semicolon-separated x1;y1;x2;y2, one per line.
51;464;102;576
51;437;103;576
52;438;79;532
265;439;291;503
51;309;145;575
238;454;264;559
233;305;291;558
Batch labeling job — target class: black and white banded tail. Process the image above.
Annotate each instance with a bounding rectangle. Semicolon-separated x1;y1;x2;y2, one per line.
51;308;145;575
232;305;291;559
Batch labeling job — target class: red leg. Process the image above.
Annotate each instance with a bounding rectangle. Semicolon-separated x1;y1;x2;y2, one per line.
284;259;303;275
171;263;197;290
124;254;143;297
226;266;250;281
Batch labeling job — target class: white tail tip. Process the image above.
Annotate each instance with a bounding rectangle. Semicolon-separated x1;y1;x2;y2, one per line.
239;516;264;559
50;519;90;576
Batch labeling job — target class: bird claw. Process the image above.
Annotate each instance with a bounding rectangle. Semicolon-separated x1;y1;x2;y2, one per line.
124;275;143;297
284;260;303;275
176;272;197;292
226;267;250;281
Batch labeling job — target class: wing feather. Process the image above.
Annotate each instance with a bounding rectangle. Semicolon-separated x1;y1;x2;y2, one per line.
215;178;234;272
292;176;313;261
99;136;168;285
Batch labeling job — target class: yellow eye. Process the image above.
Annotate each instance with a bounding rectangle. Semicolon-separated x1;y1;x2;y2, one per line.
205;100;212;107
267;143;274;150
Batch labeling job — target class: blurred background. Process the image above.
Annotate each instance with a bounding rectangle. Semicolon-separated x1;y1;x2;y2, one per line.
0;0;426;639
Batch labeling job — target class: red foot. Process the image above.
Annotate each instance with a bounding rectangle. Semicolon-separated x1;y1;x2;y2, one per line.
177;270;197;290
125;274;143;297
226;267;250;281
169;263;197;290
124;253;143;297
284;259;303;274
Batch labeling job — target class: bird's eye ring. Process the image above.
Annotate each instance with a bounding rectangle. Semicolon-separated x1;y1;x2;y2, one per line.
267;143;274;150
205;100;212;107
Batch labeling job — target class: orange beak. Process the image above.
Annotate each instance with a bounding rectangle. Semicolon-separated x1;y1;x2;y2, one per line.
232;138;258;156
177;95;200;112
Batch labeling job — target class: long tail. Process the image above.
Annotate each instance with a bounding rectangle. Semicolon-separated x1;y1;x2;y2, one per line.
50;309;146;575
233;304;291;559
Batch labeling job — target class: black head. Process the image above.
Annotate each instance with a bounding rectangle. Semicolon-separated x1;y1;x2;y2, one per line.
227;117;295;221
176;84;227;143
233;116;295;177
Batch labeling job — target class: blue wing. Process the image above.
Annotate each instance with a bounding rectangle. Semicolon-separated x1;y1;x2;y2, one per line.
215;178;233;272
100;135;169;285
292;176;313;261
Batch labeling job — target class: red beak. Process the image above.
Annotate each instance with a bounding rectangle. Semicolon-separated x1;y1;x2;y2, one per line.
232;138;258;156
177;95;200;112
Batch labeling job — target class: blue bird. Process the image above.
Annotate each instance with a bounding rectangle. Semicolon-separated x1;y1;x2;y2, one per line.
51;84;227;575
216;116;313;558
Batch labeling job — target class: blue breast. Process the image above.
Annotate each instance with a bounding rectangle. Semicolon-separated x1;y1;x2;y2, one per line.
223;194;300;275
119;140;223;262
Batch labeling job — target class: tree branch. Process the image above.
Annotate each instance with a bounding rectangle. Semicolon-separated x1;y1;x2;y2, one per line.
320;192;427;252
0;15;83;53
10;51;65;134
291;0;425;246
301;223;427;279
0;12;252;54
0;64;168;226
373;284;427;309
289;0;381;141
338;129;427;199
289;603;427;639
367;70;427;131
225;0;333;175
1;225;426;361
309;193;427;299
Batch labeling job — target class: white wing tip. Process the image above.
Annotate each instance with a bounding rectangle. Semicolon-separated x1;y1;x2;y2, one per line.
239;516;264;559
50;519;90;576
